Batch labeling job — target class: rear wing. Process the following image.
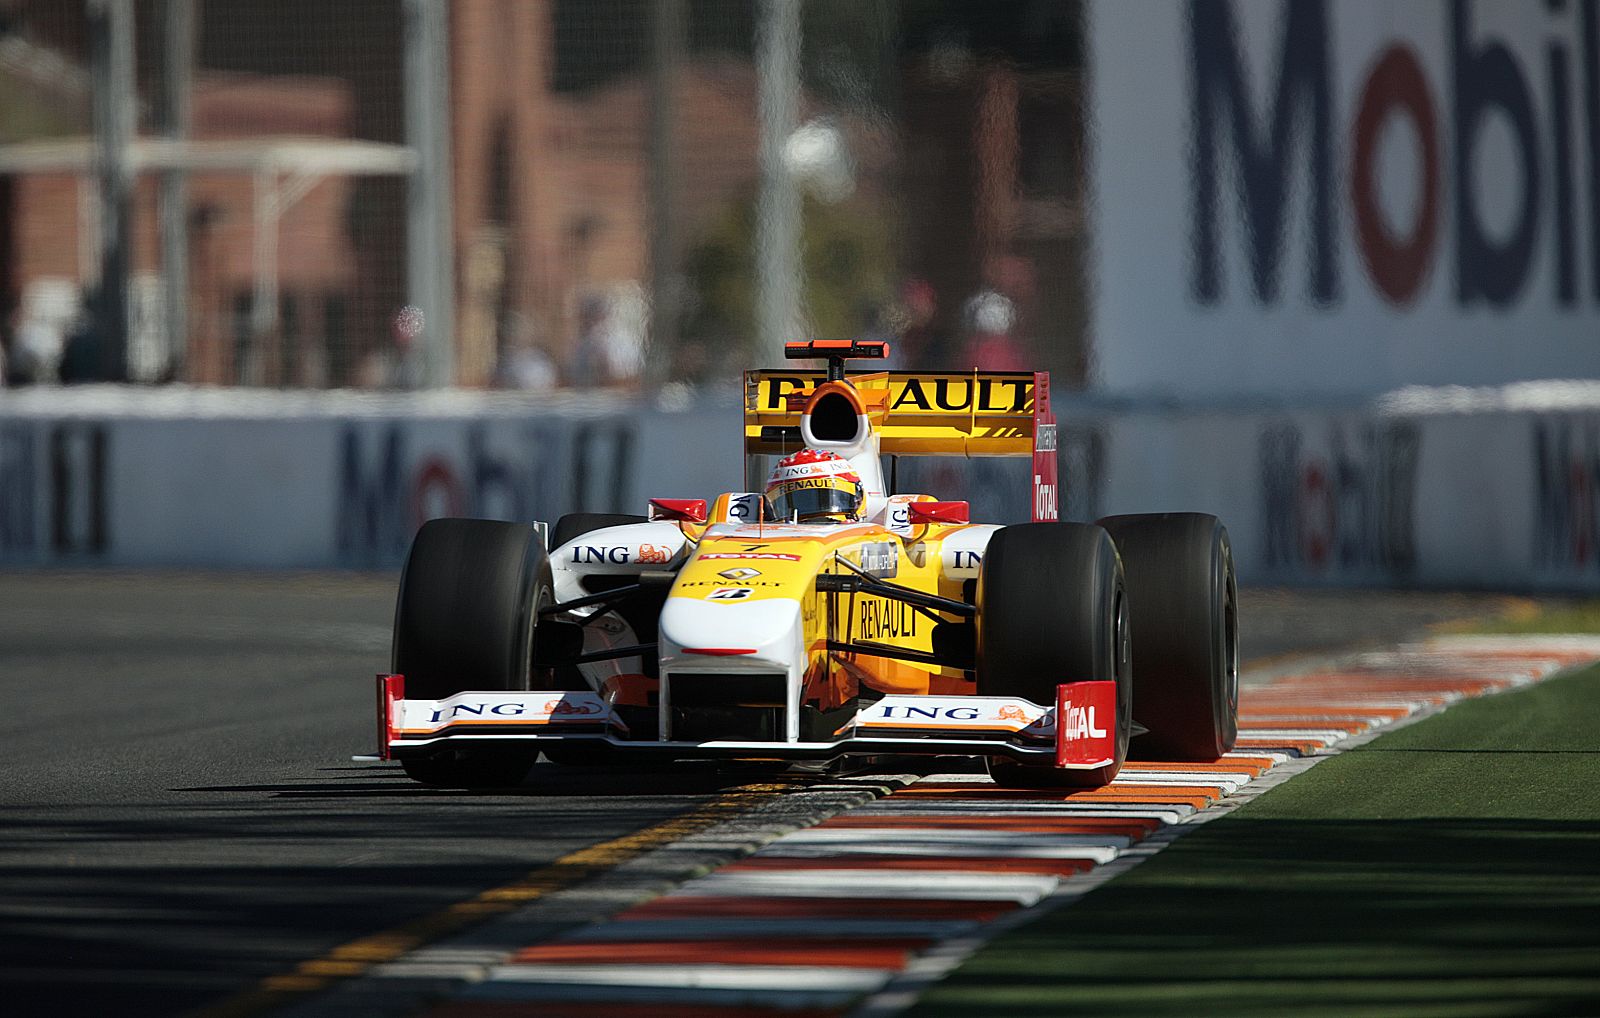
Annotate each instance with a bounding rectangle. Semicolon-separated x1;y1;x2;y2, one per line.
743;368;1059;520
744;369;1051;457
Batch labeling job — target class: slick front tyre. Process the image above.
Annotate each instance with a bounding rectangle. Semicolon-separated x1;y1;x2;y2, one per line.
977;523;1131;789
1096;512;1238;761
392;518;551;788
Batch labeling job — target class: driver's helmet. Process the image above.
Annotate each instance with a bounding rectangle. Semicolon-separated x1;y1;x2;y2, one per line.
765;449;865;523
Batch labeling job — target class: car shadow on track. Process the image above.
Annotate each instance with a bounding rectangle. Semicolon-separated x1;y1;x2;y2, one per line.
172;761;818;799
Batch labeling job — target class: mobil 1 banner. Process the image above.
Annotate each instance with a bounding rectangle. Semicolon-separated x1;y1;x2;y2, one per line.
336;417;637;567
0;420;110;564
1254;415;1421;584
1088;0;1600;397
1076;409;1422;587
1530;411;1600;586
891;418;1110;525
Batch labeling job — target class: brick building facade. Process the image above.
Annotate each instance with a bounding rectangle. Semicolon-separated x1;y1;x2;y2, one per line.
0;0;1086;387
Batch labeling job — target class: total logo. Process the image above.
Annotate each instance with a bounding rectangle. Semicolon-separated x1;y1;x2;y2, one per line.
1033;476;1058;521
699;552;801;561
1061;703;1108;741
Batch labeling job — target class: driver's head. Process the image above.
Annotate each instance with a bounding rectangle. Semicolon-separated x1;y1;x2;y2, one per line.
765;449;865;523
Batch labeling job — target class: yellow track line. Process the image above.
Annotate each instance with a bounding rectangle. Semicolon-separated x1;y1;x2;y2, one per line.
188;781;791;1018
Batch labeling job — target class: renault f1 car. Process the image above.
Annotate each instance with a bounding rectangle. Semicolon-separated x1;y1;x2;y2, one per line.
369;341;1238;789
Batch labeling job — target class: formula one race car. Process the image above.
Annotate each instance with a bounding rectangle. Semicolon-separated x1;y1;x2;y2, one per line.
370;341;1238;789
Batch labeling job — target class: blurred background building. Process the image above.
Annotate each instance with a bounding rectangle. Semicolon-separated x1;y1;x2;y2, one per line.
0;0;1086;391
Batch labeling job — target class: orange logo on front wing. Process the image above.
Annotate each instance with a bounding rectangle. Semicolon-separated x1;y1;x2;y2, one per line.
544;699;603;715
995;704;1030;723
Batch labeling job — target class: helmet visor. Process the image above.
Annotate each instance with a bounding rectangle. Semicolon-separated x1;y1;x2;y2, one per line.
766;483;860;522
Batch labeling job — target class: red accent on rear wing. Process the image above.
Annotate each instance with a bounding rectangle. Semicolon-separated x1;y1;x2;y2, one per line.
1032;371;1058;522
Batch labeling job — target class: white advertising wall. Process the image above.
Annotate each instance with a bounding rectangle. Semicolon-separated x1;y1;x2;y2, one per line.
1088;0;1600;397
1056;400;1597;591
0;392;745;570
4;388;1600;590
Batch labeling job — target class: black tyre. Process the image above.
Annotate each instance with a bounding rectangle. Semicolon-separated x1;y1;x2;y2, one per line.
392;518;551;788
551;512;647;549
976;523;1131;789
1095;512;1238;761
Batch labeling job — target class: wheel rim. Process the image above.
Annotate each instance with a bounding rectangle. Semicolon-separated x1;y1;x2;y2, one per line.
527;576;554;690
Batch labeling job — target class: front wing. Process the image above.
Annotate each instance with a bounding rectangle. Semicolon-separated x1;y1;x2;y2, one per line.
369;677;1119;770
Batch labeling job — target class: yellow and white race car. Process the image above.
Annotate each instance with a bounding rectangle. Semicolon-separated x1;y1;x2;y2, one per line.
373;342;1238;789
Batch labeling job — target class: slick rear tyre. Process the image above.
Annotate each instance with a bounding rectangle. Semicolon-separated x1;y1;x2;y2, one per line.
551;513;647;549
977;523;1131;789
1096;512;1238;761
392;518;551;788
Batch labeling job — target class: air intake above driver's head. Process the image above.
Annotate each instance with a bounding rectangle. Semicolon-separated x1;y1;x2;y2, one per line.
807;391;860;442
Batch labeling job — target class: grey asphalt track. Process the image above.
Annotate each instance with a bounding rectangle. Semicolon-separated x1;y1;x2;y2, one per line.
0;571;1526;1017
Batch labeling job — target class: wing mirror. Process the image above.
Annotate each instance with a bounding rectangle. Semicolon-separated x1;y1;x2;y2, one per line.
908;501;970;525
648;498;708;524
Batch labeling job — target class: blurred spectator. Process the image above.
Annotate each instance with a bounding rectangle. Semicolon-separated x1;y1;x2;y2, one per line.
571;295;606;388
495;311;558;391
572;285;646;388
29;316;67;382
599;282;647;386
856;299;900;368
58;306;100;384
9;279;79;385
957;288;1026;370
892;278;940;369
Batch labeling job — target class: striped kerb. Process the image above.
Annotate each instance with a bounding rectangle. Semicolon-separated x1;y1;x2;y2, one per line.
418;636;1600;1018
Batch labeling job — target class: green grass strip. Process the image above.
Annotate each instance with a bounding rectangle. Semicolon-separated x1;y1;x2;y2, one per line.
1471;600;1600;636
909;666;1600;1018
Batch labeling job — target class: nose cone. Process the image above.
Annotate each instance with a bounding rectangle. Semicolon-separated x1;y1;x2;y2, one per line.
657;597;804;673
